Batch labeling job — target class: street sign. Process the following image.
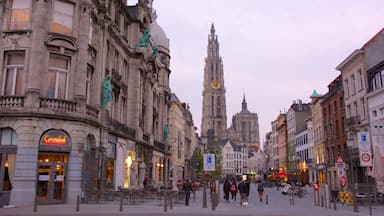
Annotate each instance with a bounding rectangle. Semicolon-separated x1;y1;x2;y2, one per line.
358;132;372;167
203;154;215;171
340;176;347;188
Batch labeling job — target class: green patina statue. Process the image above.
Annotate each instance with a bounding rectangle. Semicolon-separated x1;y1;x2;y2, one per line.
137;29;150;47
163;123;169;144
102;74;112;110
152;46;158;57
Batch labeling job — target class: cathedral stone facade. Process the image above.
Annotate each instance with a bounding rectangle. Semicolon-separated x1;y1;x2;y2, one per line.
201;24;260;149
201;24;227;143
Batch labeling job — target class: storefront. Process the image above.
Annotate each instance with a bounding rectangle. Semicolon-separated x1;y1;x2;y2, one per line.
36;130;71;204
0;128;17;207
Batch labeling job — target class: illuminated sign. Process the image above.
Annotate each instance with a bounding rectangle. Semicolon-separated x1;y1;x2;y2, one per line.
40;130;69;146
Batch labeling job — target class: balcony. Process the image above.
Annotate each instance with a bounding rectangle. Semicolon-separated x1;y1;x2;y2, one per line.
110;119;135;139
0;96;24;110
86;104;99;120
39;97;76;112
154;140;165;152
345;116;360;129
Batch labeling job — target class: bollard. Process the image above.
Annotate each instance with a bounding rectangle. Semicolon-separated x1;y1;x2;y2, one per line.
170;193;173;210
266;194;269;205
164;194;167;212
76;195;80;212
120;193;123;212
314;191;317;206
203;180;207;208
193;190;196;203
333;197;336;211
33;195;37;212
321;195;324;208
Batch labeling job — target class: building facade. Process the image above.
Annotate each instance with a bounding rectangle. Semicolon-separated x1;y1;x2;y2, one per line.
201;24;227;143
0;0;171;206
311;90;326;184
277;113;288;171
321;75;346;191
221;140;247;178
227;95;260;147
286;100;311;172
363;28;384;192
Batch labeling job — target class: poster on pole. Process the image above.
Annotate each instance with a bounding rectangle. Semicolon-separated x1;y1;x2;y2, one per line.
203;154;215;171
358;132;372;167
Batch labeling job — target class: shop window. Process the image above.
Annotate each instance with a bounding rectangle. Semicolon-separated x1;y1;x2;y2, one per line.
45;54;70;99
51;1;74;35
0;128;17;192
105;158;114;189
8;0;31;30
2;51;25;96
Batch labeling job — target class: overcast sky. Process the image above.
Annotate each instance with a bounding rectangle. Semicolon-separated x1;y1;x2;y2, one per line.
131;0;384;146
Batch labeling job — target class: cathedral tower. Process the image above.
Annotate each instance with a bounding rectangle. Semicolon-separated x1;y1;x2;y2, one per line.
201;24;227;142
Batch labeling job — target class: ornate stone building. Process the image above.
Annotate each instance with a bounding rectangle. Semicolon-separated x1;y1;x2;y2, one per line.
201;24;227;144
227;95;260;147
168;93;198;190
0;0;171;206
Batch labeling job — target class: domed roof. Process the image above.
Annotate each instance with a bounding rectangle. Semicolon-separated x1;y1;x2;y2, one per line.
150;21;169;50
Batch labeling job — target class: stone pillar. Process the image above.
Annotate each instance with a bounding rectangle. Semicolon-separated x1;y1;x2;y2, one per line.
9;120;40;206
25;0;49;109
73;2;91;115
127;60;141;128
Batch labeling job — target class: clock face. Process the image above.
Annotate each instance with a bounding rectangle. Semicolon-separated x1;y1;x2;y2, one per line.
211;80;220;89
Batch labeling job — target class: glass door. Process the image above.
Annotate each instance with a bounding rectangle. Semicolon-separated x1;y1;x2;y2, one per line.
37;153;67;204
37;164;51;201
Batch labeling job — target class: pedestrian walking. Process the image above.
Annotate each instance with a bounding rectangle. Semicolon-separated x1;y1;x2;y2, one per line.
223;179;231;202
230;180;237;201
183;179;193;206
238;179;249;207
257;182;264;202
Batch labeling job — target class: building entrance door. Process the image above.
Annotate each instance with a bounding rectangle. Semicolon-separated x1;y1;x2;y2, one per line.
37;153;67;204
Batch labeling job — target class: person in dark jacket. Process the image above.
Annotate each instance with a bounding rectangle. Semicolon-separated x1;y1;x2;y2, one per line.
257;182;264;202
238;179;249;206
183;179;193;206
223;179;231;202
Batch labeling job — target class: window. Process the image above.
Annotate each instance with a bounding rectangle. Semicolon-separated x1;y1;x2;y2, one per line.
344;79;349;97
358;69;364;90
46;54;70;99
88;16;95;45
0;128;17;145
51;1;74;35
85;65;93;104
8;0;31;30
353;101;358;116
2;51;25;96
361;98;366;119
351;75;356;95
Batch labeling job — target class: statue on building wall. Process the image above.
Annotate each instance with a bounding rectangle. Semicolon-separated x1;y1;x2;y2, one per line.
137;29;150;47
152;45;158;57
102;74;112;109
163;123;169;144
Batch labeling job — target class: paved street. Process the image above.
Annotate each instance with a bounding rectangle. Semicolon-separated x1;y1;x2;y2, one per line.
1;185;383;216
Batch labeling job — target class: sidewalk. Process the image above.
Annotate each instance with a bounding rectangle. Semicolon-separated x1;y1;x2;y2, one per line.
1;185;383;216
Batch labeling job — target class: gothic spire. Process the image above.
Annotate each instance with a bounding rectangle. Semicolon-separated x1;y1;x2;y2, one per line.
242;93;247;111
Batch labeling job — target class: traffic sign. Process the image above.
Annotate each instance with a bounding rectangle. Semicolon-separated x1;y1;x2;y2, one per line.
340;176;347;188
358;132;372;167
203;154;215;171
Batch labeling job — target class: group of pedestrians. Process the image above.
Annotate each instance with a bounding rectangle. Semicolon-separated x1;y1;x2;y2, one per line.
223;178;265;207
